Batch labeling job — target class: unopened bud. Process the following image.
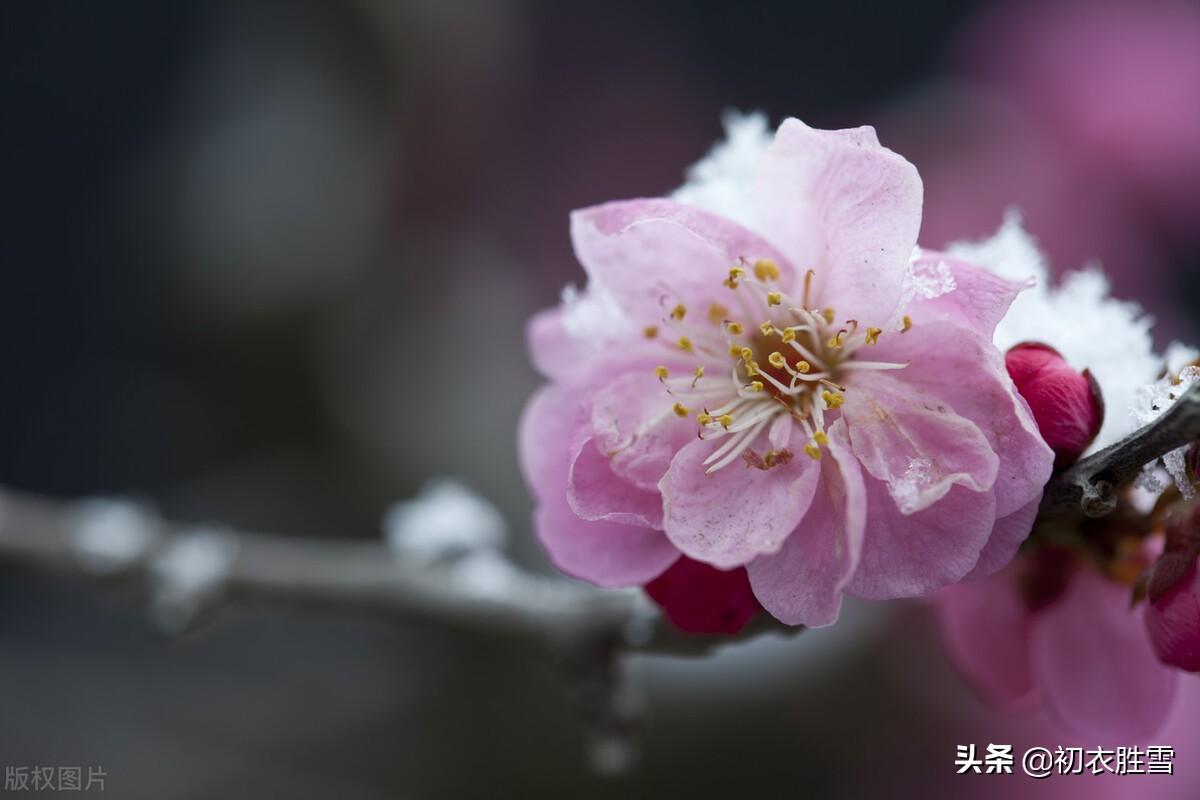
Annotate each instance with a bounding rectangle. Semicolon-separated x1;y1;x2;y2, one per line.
1005;342;1104;468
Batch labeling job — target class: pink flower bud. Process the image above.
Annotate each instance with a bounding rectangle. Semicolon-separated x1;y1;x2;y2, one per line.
1145;559;1200;672
644;556;761;634
1005;342;1104;467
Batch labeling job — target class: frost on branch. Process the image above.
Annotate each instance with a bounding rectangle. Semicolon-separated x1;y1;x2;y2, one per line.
1133;343;1200;499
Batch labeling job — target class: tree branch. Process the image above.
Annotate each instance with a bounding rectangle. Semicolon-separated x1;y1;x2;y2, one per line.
0;487;793;657
1041;381;1200;517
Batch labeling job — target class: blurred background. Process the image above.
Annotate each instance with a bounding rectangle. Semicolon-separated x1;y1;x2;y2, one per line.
2;1;1199;797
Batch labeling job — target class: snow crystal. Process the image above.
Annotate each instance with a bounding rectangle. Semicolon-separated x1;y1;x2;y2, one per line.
560;283;633;345
891;457;934;515
671;110;771;229
1132;363;1200;499
384;479;507;563
70;499;156;575
950;213;1158;451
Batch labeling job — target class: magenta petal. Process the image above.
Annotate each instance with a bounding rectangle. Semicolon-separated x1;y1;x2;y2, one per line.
590;370;696;492
570;198;794;326
870;322;1052;519
935;564;1037;709
1145;561;1200;672
747;420;866;626
567;434;664;528
843;370;999;514
753;118;922;325
847;480;996;600
644;556;761;635
519;386;678;587
904;254;1026;340
966;495;1042;581
1031;566;1179;742
659;430;821;569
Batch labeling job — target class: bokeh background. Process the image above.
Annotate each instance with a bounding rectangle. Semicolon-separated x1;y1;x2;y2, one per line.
3;1;1199;797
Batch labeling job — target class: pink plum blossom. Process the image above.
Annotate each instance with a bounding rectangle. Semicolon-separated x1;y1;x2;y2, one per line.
1005;342;1104;468
937;548;1179;742
519;119;1055;628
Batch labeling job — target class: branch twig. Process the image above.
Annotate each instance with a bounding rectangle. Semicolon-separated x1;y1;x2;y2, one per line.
0;487;792;657
1041;381;1200;517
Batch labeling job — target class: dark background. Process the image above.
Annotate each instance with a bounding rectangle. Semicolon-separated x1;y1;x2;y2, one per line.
2;2;1198;797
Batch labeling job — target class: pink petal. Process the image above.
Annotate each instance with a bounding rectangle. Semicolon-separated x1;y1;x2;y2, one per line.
590;369;696;492
644;556;761;635
753;118;922;325
847;479;996;599
1031;565;1179;742
967;496;1043;581
746;420;866;626
567;434;664;528
534;492;680;588
870;322;1053;520
659;427;821;569
1146;561;1200;672
935;563;1037;709
903;254;1026;340
842;370;999;514
519;385;679;587
570;198;794;327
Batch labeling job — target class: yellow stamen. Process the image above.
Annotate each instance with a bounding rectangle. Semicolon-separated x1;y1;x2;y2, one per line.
748;380;764;392
729;344;743;357
643;325;658;339
739;347;753;362
794;360;811;373
678;337;693;352
822;308;835;324
670;303;687;321
753;258;781;281
696;412;713;425
865;326;882;344
673;402;690;418
708;303;730;324
717;414;734;429
768;351;786;368
822;390;845;409
759;320;775;336
724;265;746;289
725;321;744;335
781;328;796;343
693;366;705;379
803;442;822;460
766;291;783;306
813;431;829;446
654;365;669;380
803;269;815;307
826;330;846;348
901;315;913;333
746;361;760;377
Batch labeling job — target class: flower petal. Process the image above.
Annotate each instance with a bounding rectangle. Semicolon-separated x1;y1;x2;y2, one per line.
567;433;664;528
843;370;999;514
746;420;865;626
869;322;1053;520
1031;565;1179;743
590;369;697;492
519;385;679;586
903;254;1027;340
935;562;1037;710
966;496;1043;581
659;426;821;569
570;198;795;327
754;118;922;325
846;479;996;599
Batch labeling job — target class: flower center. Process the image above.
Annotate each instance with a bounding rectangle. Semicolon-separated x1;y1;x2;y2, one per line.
648;259;910;473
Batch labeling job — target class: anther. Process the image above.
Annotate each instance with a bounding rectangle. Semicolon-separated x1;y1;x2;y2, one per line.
717;414;734;429
725;321;744;335
708;303;730;324
678;337;694;352
654;365;669;380
696;412;713;425
753;259;781;281
766;291;783;306
865;327;882;344
643;325;658;339
759;320;775;336
748;380;764;392
803;442;822;460
822;308;835;324
813;431;829;446
901;315;913;333
673;402;690;418
670;303;687;321
794;360;811;373
739;347;753;362
768;351;787;369
781;328;796;343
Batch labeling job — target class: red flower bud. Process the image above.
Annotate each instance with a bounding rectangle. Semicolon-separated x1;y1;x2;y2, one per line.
1005;342;1104;468
644;556;761;634
1145;559;1200;672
